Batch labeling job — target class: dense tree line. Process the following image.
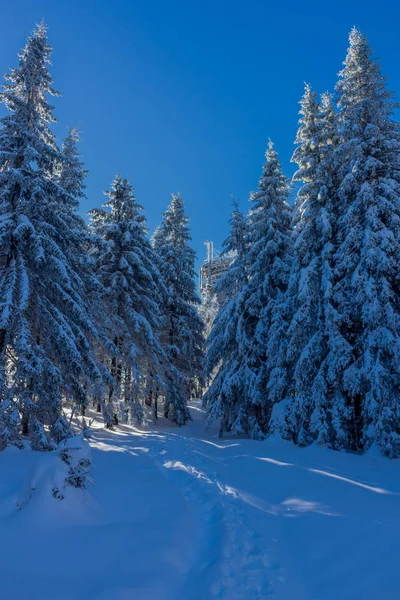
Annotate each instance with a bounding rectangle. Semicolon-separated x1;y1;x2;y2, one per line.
1;24;400;460
205;28;400;458
0;24;204;451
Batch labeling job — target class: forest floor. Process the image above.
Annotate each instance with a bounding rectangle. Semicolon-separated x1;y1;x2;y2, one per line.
1;400;400;599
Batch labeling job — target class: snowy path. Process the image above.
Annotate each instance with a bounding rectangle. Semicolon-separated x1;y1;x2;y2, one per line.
1;401;400;599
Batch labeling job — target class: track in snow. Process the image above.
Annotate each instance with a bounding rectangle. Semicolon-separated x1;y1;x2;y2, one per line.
1;400;400;600
154;432;272;599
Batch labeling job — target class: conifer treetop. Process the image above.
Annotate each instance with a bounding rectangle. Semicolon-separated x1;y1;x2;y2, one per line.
1;22;59;151
222;199;247;259
336;27;397;133
58;127;87;203
0;23;101;449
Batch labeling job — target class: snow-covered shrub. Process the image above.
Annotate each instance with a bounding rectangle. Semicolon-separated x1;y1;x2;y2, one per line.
30;417;54;452
0;400;22;450
55;434;93;497
50;415;73;445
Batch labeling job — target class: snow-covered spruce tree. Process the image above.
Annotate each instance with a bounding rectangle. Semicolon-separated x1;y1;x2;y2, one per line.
152;194;204;424
89;175;167;427
234;141;292;438
0;24;101;450
218;199;248;299
331;28;400;457
203;201;248;435
223;199;247;257
57;127;87;201
205;146;292;440
55;126;111;418
276;85;344;446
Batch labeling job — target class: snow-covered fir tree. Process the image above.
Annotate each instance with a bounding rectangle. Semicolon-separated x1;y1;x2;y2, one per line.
275;85;343;446
203;201;248;435
152;194;204;424
205;146;292;438
236;141;292;438
89;175;168;427
222;199;247;257
218;199;247;300
57;127;87;202
55;126;111;418
330;28;400;457
0;24;101;450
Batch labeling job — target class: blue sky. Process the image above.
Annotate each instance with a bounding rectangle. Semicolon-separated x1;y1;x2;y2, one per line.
1;0;399;274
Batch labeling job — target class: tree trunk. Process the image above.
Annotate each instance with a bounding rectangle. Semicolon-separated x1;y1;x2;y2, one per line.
21;414;29;436
125;367;132;402
146;370;153;407
154;387;159;421
352;393;363;452
109;349;118;426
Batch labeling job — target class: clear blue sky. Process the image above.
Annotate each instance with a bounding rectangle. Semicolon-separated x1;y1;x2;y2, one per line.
1;0;399;274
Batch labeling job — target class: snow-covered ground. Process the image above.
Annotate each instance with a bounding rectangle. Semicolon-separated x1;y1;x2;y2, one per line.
1;401;400;600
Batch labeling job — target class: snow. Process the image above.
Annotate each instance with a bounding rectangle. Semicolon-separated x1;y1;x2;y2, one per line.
1;402;400;599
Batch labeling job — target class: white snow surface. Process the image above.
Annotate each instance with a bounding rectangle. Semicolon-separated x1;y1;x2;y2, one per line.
1;401;400;600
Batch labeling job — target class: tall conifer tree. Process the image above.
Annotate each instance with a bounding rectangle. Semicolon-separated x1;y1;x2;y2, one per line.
331;28;400;456
203;202;248;434
152;194;204;424
89;175;167;426
205;144;292;438
276;85;343;445
237;142;292;438
0;24;100;449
